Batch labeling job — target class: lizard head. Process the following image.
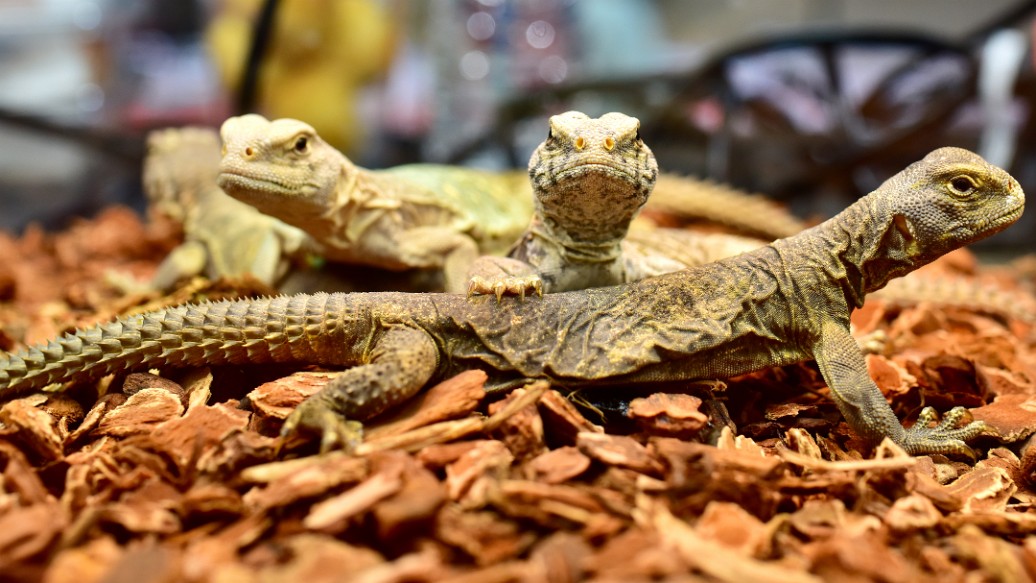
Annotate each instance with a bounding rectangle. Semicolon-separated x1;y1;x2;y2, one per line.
143;127;222;222
880;147;1024;264
528;111;659;241
217;114;350;225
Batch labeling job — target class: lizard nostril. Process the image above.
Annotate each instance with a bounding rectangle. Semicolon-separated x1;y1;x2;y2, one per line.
574;137;585;150
604;137;615;151
244;147;255;158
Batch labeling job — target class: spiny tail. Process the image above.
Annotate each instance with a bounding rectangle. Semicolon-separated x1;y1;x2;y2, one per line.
648;174;807;240
0;293;347;399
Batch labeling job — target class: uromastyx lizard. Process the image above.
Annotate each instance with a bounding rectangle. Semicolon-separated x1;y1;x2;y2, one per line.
0;148;1022;456
216;114;804;292
142;127;321;290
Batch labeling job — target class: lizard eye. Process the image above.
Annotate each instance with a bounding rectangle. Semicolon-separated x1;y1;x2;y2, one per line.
293;136;309;153
948;175;977;196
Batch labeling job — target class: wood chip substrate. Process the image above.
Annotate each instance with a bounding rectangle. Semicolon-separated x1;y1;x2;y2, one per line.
2;207;1036;582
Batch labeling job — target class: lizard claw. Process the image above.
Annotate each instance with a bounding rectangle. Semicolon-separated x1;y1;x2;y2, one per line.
279;395;364;454
899;406;997;460
467;274;543;302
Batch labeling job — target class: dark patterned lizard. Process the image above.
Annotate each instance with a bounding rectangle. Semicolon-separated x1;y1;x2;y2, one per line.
0;148;1023;456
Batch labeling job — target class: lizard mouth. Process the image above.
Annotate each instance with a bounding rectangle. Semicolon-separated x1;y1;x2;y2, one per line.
553;163;640;184
217;170;303;199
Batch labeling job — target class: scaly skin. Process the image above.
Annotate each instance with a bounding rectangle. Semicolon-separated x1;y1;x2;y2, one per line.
144;127;320;289
217;114;532;293
216;114;805;293
0;148;1022;456
467;111;659;298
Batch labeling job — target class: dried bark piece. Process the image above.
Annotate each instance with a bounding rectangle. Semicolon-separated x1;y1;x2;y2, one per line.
44;536;123;583
176;367;214;410
251;533;385;582
370;455;446;541
803;530;922;583
955;330;1025;371
907;469;964;513
241;453;369;511
788;499;851;540
0;442;52;505
486;386;547;461
121;372;185;401
627;392;709;437
99;500;181;535
946;524;1032;581
37;393;84;428
303;464;404;533
525;446;592;484
415;441;486;470
196;427;278;479
0;500;65;566
66;393;127;446
537;389;602;446
976;364;1033;397
586;527;688;580
179;483;247;522
94;388;185;438
247;371;337;432
647;496;822;583
528;532;593;583
445;439;514;501
0;396;64;462
436;503;536;566
350;551;450;583
358;417;485;455
943;466;1016;513
576;432;664;476
867;354;918;397
919;353;983;405
492;480;608;527
145;403;252;468
1020;434;1036;489
888;302;951;339
970;393;1036;442
90;541;182;583
365;370;488;440
695;501;769;556
654;437;782;481
884;493;942;533
765;401;819;421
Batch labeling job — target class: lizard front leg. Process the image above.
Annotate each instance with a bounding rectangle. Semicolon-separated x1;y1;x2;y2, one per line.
466;255;544;301
813;320;993;457
281;325;438;452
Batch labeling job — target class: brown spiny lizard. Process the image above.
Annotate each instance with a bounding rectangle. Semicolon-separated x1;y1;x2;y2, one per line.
0;148;1022;456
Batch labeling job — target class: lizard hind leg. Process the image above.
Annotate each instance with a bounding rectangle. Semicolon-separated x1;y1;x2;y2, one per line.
280;325;438;453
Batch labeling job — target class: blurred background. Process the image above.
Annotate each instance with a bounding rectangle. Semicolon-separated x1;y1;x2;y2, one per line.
1;0;1035;251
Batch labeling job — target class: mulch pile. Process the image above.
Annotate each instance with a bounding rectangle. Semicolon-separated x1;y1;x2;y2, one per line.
2;207;1036;582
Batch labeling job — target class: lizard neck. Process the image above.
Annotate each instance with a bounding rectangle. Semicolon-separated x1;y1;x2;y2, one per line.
528;216;624;263
531;175;645;247
798;190;925;310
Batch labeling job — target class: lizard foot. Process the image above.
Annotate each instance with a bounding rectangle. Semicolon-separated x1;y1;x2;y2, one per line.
467;274;543;302
280;395;364;454
899;406;996;459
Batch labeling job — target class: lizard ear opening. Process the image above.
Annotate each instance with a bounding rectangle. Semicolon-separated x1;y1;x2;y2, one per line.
892;214;922;256
893;214;915;241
